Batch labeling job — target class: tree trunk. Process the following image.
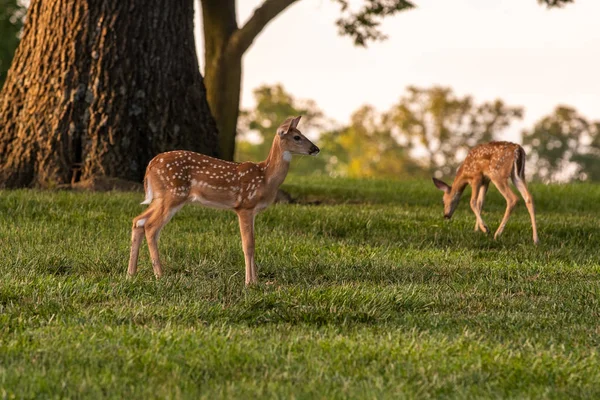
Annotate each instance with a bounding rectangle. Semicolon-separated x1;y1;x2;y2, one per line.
202;0;240;161
0;0;219;188
201;0;298;161
204;50;241;162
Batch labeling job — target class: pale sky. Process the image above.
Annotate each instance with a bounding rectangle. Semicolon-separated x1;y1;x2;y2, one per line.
195;0;600;142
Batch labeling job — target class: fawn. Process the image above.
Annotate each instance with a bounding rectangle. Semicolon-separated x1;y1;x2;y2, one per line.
432;141;539;244
127;116;320;285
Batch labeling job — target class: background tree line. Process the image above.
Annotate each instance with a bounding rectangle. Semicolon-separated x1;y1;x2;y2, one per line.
0;0;578;188
237;83;600;183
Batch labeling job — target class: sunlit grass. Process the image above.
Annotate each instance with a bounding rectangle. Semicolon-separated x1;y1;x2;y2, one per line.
1;177;600;398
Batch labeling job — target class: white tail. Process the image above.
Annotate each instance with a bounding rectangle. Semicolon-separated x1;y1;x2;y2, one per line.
432;141;539;244
127;116;320;285
140;179;153;205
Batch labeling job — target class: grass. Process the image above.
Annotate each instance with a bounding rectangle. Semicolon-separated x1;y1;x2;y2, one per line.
1;177;600;398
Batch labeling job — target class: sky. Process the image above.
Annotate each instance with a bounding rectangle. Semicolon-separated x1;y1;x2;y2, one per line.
194;0;600;142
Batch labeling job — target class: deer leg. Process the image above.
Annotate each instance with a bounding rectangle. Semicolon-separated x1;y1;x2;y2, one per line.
470;180;489;234
474;181;489;232
512;175;539;245
144;201;183;278
237;210;257;286
127;205;160;277
492;179;519;241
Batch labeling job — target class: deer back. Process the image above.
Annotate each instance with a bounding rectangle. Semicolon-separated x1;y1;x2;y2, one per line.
459;141;522;180
145;150;273;210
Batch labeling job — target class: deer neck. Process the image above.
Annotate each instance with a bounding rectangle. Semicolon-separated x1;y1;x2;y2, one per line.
261;136;290;189
450;174;468;200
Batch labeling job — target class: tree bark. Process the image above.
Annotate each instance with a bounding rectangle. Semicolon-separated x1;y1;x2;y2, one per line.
201;0;297;161
0;0;219;188
202;0;240;162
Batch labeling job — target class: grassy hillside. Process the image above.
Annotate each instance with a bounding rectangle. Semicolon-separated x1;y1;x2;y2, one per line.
1;177;600;398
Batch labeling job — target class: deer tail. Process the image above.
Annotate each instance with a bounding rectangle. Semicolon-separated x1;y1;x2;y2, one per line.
513;146;526;181
140;175;153;205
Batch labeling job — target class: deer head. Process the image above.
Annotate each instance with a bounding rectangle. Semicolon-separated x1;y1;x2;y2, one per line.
433;177;460;219
277;116;320;159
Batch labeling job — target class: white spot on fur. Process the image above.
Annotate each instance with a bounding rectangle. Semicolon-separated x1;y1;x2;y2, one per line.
136;218;146;227
283;151;292;162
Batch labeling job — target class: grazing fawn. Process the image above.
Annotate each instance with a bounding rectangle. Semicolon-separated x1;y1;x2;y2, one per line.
127;116;320;285
432;141;539;244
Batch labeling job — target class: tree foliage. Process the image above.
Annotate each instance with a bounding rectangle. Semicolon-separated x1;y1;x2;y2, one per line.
388;86;523;178
523;106;600;182
238;84;600;183
238;84;420;179
321;105;420;178
332;0;415;46
538;0;574;7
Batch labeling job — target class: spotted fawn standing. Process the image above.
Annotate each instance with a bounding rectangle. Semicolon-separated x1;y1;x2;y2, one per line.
432;141;539;244
127;116;320;285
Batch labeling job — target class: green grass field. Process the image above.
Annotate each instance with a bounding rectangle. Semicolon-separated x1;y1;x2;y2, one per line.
1;177;600;399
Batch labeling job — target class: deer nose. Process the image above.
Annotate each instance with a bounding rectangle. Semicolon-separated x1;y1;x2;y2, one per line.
309;145;320;156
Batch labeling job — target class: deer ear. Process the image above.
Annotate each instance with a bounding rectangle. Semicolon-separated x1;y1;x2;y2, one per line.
290;116;301;129
432;177;451;193
278;117;295;136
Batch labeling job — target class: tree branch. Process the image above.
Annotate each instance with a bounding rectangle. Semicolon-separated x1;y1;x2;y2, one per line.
333;0;415;47
228;0;298;57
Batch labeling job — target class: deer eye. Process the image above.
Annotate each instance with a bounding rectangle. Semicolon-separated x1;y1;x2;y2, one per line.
293;135;301;141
